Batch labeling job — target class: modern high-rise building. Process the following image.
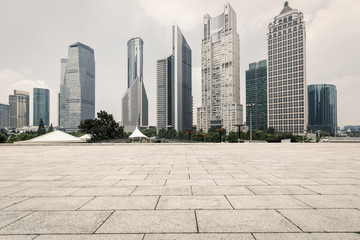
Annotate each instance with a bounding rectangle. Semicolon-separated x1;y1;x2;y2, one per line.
308;84;337;135
33;88;50;126
58;93;60;127
246;60;267;131
60;42;95;131
9;90;30;128
0;104;10;127
197;3;243;132
267;1;307;134
156;55;173;130
156;25;193;132
122;37;148;132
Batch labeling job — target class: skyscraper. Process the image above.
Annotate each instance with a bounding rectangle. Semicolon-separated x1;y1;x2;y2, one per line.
9;90;30;128
60;42;95;131
308;84;337;135
267;1;307;134
246;60;267;130
156;25;192;132
33;88;50;126
0;104;10;127
122;37;148;132
197;3;243;133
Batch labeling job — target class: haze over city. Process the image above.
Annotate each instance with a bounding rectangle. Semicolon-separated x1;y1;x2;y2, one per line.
0;0;359;128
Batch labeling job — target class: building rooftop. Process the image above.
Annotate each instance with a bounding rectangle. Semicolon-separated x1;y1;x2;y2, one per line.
0;143;359;238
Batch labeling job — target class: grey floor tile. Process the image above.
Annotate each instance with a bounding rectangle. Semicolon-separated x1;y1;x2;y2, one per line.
156;196;232;210
254;233;360;240
35;234;144;240
0;236;37;240
71;187;136;196
196;210;300;232
293;194;360;208
114;180;166;186
131;186;191;196
10;187;80;197
80;196;159;210
302;185;360;195
214;179;267;186
262;179;319;185
279;209;360;232
0;211;112;234
0;211;32;228
192;186;253;195
0;197;29;209
248;186;316;195
144;233;254;240
6;197;92;210
227;195;310;209
166;180;216;186
97;210;197;233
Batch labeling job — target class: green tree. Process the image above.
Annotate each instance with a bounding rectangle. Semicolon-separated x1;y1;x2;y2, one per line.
37;119;46;136
78;111;125;142
47;123;54;133
158;128;167;139
226;131;238;143
0;132;7;143
141;128;156;137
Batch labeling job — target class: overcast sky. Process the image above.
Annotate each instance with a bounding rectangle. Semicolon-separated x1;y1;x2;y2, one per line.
0;0;359;128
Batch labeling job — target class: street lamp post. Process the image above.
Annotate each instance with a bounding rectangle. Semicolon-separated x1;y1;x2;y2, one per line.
215;129;225;143
184;130;195;141
234;124;244;143
246;103;256;143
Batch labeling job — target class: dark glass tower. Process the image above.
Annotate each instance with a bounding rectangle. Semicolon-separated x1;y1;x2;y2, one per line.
33;88;50;126
246;60;267;130
307;84;337;135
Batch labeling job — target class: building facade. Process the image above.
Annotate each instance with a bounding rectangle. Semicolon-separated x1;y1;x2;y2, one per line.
197;3;243;133
60;42;95;131
246;60;267;130
307;84;337;135
9;90;30;128
33;88;50;126
0;104;10;127
156;25;192;132
122;37;148;132
267;1;307;134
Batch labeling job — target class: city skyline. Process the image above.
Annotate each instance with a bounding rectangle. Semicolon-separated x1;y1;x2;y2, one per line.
0;0;359;128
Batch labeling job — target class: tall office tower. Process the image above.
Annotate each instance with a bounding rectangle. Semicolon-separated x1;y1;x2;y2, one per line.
33;88;50;126
308;84;337;135
197;3;243;133
156;55;173;130
9;90;30;128
58;93;60;126
156;25;192;132
122;37;148;132
0;104;10;127
60;42;95;131
246;60;267;130
267;1;307;134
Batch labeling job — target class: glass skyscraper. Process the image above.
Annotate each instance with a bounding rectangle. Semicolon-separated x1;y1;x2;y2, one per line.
308;84;337;135
156;25;192;132
60;42;95;131
122;37;148;132
246;60;267;130
0;104;10;127
197;3;243;133
267;2;307;134
9;90;30;128
33;88;50;126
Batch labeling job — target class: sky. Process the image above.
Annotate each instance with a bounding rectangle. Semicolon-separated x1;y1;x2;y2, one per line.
0;0;359;128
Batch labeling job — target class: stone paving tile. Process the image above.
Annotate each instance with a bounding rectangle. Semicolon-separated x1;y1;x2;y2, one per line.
80;196;159;210
35;234;144;240
144;233;254;240
0;197;29;209
0;236;37;240
131;186;192;196
253;233;360;240
114;180;166;187
0;211;112;234
230;173;278;179
214;179;268;186
196;210;300;232
5;197;92;211
64;180;120;187
146;175;189;180
226;195;310;209
262;179;319;185
166;180;216;186
0;186;30;196
292;195;360;208
189;174;233;179
302;185;360;195
279;209;360;232
71;187;136;196
309;178;360;185
156;196;232;210
97;210;197;233
0;211;32;228
192;186;254;195
247;186;317;195
101;175;148;180
10;187;81;197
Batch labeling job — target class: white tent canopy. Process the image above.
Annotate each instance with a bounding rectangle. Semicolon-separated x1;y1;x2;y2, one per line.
79;134;91;140
129;127;148;139
22;130;83;143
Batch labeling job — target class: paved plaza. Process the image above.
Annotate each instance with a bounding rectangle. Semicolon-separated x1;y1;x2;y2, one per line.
0;143;359;239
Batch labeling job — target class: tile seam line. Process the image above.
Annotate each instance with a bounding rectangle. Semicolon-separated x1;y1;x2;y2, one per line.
275;209;304;233
93;210;115;234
